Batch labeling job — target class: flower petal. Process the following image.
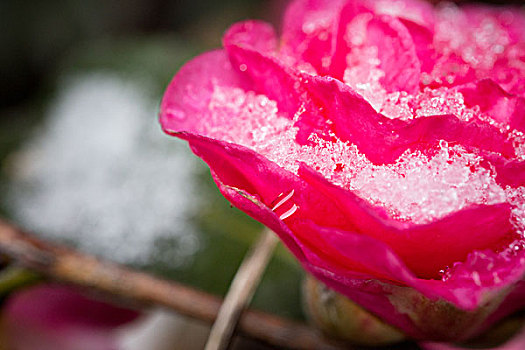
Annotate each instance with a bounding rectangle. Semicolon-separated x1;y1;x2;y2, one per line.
174;132;362;244
483;154;525;188
280;0;344;74
298;163;515;278
399;18;435;74
370;0;435;27
329;0;371;80
222;20;277;55
301;74;517;163
329;3;422;93
224;23;304;118
366;14;421;93
458;79;525;132
160;49;251;137
173;134;522;336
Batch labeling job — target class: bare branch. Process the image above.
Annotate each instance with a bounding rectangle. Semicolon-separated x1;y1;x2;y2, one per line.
0;219;344;350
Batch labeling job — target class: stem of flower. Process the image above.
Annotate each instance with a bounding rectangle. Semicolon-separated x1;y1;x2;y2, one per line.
204;228;279;350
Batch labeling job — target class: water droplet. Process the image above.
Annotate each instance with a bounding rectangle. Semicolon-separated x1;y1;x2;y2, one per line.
239;64;247;72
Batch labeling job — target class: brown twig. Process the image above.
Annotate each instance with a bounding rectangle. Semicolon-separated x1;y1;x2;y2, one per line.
0;219;343;350
205;228;279;350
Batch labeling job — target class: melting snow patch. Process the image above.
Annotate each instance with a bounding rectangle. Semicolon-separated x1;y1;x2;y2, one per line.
6;73;201;265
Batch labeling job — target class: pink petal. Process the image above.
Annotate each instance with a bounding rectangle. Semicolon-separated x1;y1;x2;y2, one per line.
329;2;423;92
399;18;435;74
459;79;525;132
300;74;517;163
492;62;525;98
369;0;435;27
298;163;516;278
172;132;522;307
160;50;251;137
222;20;277;55
163;131;523;339
483;154;525;188
174;133;411;280
300;224;524;340
280;0;344;74
367;14;421;93
176;132;352;232
223;21;306;117
329;0;373;80
304;225;525;340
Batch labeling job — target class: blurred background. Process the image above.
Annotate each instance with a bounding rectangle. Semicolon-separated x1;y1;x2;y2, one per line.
0;0;522;349
0;0;305;349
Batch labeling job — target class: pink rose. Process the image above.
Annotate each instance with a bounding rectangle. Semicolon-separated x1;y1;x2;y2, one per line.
160;0;525;343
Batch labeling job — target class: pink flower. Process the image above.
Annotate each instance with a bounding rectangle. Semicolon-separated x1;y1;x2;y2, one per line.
1;285;140;350
160;0;525;342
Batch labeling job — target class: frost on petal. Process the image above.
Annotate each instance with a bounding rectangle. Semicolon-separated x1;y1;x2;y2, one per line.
222;20;277;55
280;0;345;74
461;5;525;46
366;15;421;93
369;0;435;27
329;3;422;93
176;132;362;234
428;4;525;90
224;25;306;117
399;18;435;74
298;164;516;278
459;79;525;132
160;50;251;138
300;74;516;164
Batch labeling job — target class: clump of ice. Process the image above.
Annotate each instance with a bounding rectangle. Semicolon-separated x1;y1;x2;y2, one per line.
207;85;524;228
507;186;525;236
290;136;508;224
434;3;511;76
6;74;201;265
206;85;290;146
